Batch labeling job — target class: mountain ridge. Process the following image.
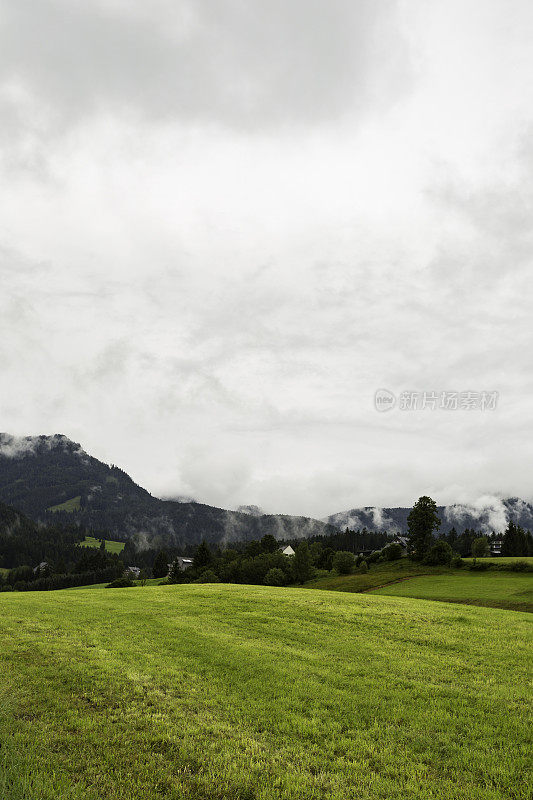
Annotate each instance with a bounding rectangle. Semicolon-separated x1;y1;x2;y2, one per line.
0;434;334;549
1;434;531;548
324;496;533;535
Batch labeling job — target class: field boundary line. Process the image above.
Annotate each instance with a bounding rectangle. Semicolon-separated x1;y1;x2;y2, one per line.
362;574;432;593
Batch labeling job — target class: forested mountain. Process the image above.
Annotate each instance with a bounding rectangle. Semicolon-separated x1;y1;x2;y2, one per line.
2;433;531;552
0;499;85;569
0;434;334;549
0;498;35;539
325;497;533;535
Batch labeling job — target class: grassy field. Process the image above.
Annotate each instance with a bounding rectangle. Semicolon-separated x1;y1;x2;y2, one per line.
79;535;125;554
47;495;82;513
69;577;163;590
303;560;438;593
462;557;533;566
0;584;531;800
304;560;533;612
371;571;533;612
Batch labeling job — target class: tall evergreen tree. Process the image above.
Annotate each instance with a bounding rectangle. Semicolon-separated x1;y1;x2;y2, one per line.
407;496;441;560
447;526;458;548
292;542;313;583
502;521;528;556
152;550;169;578
193;540;212;570
260;534;279;553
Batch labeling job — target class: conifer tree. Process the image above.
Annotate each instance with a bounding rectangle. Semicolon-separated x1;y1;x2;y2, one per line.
152;550;169;578
407;496;441;560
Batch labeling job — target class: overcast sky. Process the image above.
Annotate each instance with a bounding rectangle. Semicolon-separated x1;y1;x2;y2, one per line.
1;0;533;517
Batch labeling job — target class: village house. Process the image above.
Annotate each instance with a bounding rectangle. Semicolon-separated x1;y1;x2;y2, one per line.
391;535;409;549
125;566;141;578
490;539;502;556
173;556;194;571
280;545;295;556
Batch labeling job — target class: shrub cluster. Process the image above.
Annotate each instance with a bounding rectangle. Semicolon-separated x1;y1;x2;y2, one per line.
508;560;532;572
167;536;410;587
169;542;297;587
1;566;123;592
424;541;454;566
106;576;134;588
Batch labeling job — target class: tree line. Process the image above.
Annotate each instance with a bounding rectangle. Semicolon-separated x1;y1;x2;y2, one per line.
407;496;533;563
1;495;531;591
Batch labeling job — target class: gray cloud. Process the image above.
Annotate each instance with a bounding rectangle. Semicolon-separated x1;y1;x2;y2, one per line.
444;496;509;534
1;1;533;517
0;432;86;459
0;0;408;134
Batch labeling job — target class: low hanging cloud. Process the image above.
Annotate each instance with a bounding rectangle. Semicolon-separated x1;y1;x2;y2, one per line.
444;496;509;534
369;506;402;533
0;432;86;460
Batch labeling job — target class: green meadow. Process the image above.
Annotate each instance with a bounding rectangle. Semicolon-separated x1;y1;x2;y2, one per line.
79;535;125;554
0;584;531;800
47;495;81;513
371;570;533;612
304;560;533;612
303;559;436;593
462;556;533;566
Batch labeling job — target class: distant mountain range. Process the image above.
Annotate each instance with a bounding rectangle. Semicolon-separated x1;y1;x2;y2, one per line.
0;434;334;549
324;497;533;536
1;433;530;550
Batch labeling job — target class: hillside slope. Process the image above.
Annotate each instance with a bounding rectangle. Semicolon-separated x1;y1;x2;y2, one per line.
304;559;533;612
0;498;36;538
0;584;530;800
0;434;333;548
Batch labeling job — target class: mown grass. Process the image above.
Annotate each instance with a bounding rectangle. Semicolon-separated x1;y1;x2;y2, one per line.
0;584;531;800
79;535;125;554
303;560;436;593
462;557;533;566
47;495;81;513
304;560;533;611
371;571;533;612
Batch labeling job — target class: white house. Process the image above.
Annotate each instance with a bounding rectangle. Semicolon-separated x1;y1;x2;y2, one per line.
280;545;295;556
490;539;502;556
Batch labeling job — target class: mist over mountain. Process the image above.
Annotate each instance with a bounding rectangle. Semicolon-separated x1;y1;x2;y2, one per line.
0;434;333;549
1;433;530;553
325;497;533;535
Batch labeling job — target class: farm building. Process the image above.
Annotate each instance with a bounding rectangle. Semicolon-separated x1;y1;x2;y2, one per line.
125;566;141;578
174;557;194;571
280;545;295;556
391;535;408;549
